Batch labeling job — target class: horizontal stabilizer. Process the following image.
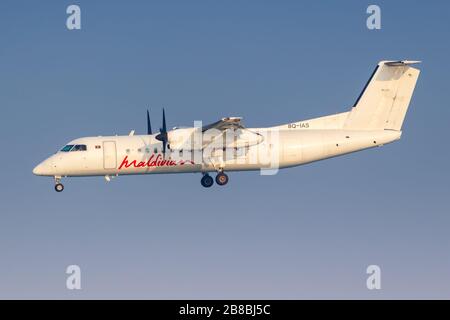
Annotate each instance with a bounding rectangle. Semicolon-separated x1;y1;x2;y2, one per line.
385;60;421;66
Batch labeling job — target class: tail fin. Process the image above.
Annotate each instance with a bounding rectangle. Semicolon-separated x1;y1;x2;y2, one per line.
344;60;421;130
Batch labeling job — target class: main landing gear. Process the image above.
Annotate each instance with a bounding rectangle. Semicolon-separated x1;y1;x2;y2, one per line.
54;177;64;192
215;172;229;186
200;172;229;188
200;173;214;188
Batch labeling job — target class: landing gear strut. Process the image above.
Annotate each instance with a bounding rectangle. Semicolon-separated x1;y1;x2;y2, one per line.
200;173;214;188
54;177;64;192
215;172;229;186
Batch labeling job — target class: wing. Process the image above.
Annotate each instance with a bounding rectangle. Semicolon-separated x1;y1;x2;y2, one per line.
202;117;244;132
167;117;263;152
202;117;263;150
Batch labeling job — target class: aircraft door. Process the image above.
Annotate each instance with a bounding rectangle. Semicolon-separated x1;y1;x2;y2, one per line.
103;141;117;169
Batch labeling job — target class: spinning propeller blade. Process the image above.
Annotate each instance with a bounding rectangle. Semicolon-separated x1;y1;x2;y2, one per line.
147;109;152;135
155;108;168;157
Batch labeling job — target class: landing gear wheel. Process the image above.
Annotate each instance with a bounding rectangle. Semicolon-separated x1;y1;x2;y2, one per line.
55;183;64;192
215;172;229;186
201;174;214;188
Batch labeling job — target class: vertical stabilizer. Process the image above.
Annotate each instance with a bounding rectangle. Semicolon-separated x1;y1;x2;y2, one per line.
344;60;420;131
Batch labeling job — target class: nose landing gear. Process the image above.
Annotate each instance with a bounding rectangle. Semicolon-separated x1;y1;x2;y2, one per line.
55;183;64;192
54;176;64;192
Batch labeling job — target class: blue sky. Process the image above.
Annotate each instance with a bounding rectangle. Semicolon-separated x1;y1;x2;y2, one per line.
0;0;449;299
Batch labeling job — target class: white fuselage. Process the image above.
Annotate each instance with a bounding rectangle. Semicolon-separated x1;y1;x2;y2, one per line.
32;60;420;191
33;126;401;178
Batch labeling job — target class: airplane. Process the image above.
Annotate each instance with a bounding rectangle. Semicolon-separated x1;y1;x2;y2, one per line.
33;60;421;192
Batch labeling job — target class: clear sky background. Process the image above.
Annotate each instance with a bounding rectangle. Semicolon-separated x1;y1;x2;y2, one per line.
0;0;449;299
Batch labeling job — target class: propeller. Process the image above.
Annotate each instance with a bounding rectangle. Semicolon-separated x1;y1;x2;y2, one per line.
155;108;168;156
146;109;152;135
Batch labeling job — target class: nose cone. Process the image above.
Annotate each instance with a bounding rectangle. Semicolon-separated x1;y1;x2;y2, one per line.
33;160;53;176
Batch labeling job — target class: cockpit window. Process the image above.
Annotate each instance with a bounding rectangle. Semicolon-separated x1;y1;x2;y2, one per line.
72;144;87;151
60;144;87;152
60;145;74;152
